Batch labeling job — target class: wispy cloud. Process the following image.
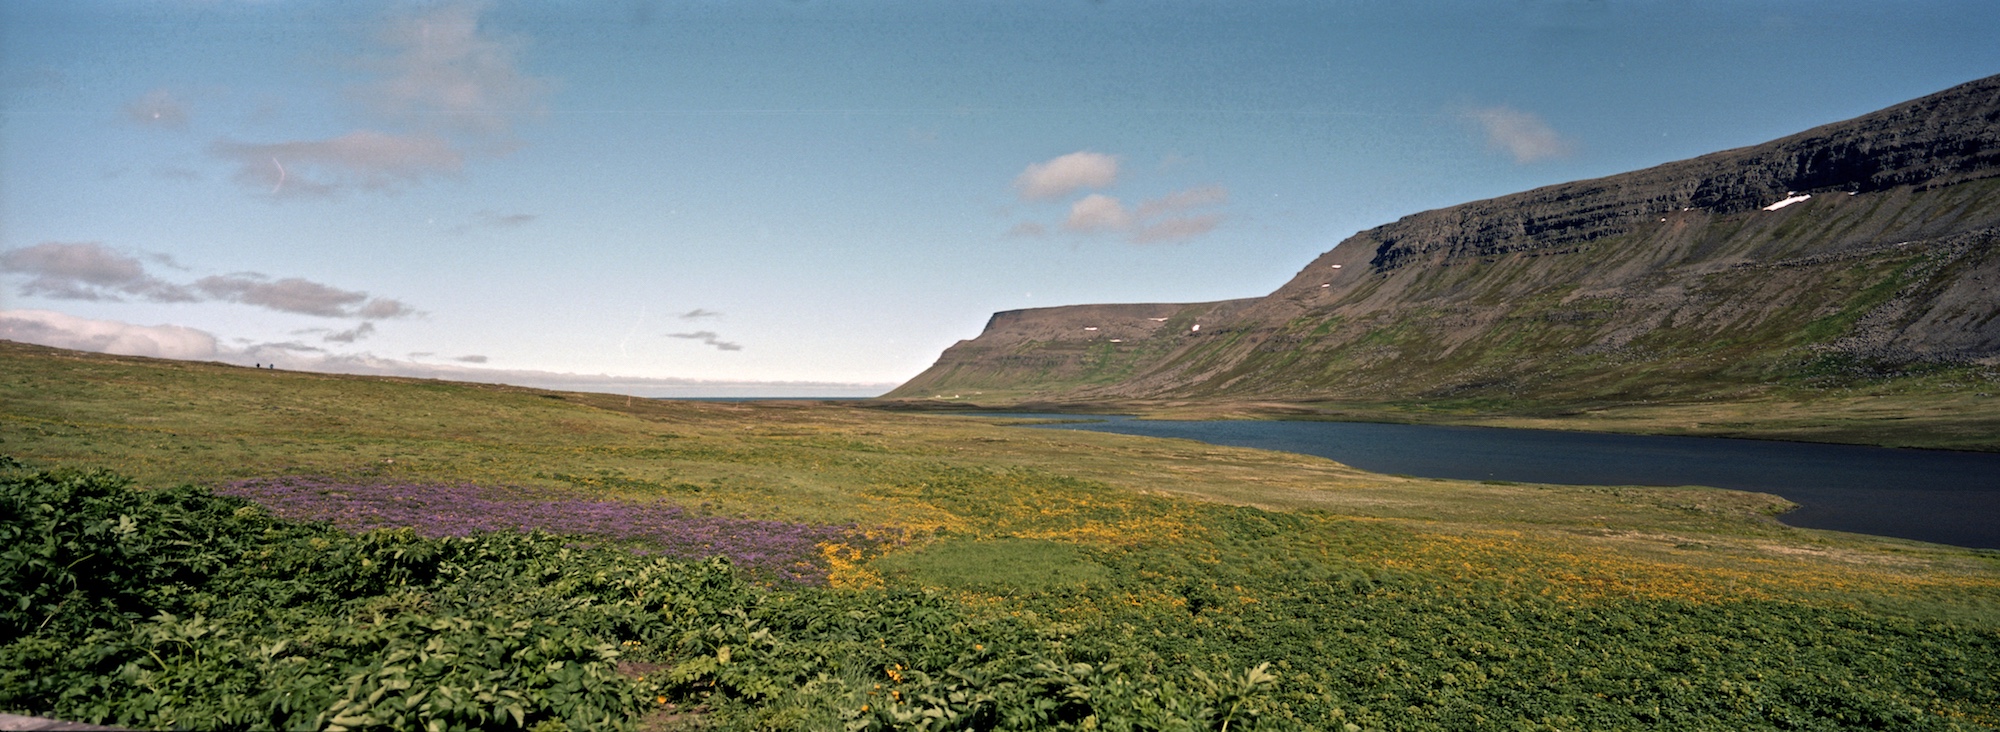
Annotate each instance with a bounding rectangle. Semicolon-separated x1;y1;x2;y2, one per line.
144;252;187;270
1464;105;1573;164
1063;194;1132;234
477;210;536;227
209;2;548;198
666;330;742;351
1131;185;1227;243
322;322;378;343
1005;221;1048;238
454;354;489;363
354;0;547;144
242;340;328;356
124;88;189;129
195;274;415;319
211;131;463;198
1014;151;1119;201
1;241;415;319
1056;186;1228;244
1134;185;1227;219
677;308;723;319
447;210;537;234
153;165;202;181
1132;214;1223;244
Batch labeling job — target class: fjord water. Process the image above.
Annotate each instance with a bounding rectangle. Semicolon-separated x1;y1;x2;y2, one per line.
995;416;2000;550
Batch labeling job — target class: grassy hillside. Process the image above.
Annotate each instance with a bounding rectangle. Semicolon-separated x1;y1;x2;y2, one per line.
883;184;2000;451
1132;187;2000;404
5;340;2000;730
885;77;2000;449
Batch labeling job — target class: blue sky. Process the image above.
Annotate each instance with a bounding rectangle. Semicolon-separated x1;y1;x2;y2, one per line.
3;1;1998;396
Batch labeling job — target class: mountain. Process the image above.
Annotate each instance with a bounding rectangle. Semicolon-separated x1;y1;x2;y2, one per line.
885;74;2000;421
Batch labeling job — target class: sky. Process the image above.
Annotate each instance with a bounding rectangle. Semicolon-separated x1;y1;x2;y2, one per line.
3;1;1998;396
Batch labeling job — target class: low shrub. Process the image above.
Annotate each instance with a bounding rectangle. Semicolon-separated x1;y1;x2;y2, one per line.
0;466;1283;731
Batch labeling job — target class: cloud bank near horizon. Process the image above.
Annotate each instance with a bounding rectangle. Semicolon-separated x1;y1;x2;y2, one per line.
1;309;217;361
0;310;887;398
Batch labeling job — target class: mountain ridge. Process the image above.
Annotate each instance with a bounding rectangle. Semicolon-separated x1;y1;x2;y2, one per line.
884;74;2000;442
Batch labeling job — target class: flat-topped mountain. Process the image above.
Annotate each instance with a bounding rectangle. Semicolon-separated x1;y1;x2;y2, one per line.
887;74;2000;413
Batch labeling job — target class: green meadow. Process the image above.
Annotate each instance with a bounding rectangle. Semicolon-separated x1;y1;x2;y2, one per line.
4;340;1999;730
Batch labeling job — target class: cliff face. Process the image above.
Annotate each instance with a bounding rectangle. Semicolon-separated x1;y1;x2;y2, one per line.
1363;75;2000;272
886;75;2000;405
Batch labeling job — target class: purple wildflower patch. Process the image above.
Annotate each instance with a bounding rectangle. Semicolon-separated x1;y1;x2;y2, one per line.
215;477;888;585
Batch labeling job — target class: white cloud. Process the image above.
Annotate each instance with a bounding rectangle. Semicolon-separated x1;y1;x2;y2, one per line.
1059;186;1228;243
1013;148;1226;244
453;354;489;363
677;308;723;319
0;242;196;302
1;310;218;360
1014;152;1119;201
124;89;189;129
1064;194;1133;234
1465;105;1574;164
194;273;416;319
356;298;418;319
2;242;418;320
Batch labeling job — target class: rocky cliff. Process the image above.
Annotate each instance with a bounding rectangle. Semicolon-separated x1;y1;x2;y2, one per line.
887;74;2000;407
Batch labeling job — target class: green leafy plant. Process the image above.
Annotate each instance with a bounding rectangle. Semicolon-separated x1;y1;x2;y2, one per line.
1;466;1292;731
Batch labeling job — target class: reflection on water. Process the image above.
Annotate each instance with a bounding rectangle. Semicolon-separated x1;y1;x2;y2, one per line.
975;414;2000;550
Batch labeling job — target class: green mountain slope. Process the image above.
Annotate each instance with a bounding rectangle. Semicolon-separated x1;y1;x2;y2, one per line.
885;75;2000;444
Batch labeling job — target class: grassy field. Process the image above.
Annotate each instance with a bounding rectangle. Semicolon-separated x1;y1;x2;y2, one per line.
5;339;1999;730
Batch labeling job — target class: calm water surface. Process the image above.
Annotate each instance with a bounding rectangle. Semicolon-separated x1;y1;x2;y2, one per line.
981;415;2000;550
